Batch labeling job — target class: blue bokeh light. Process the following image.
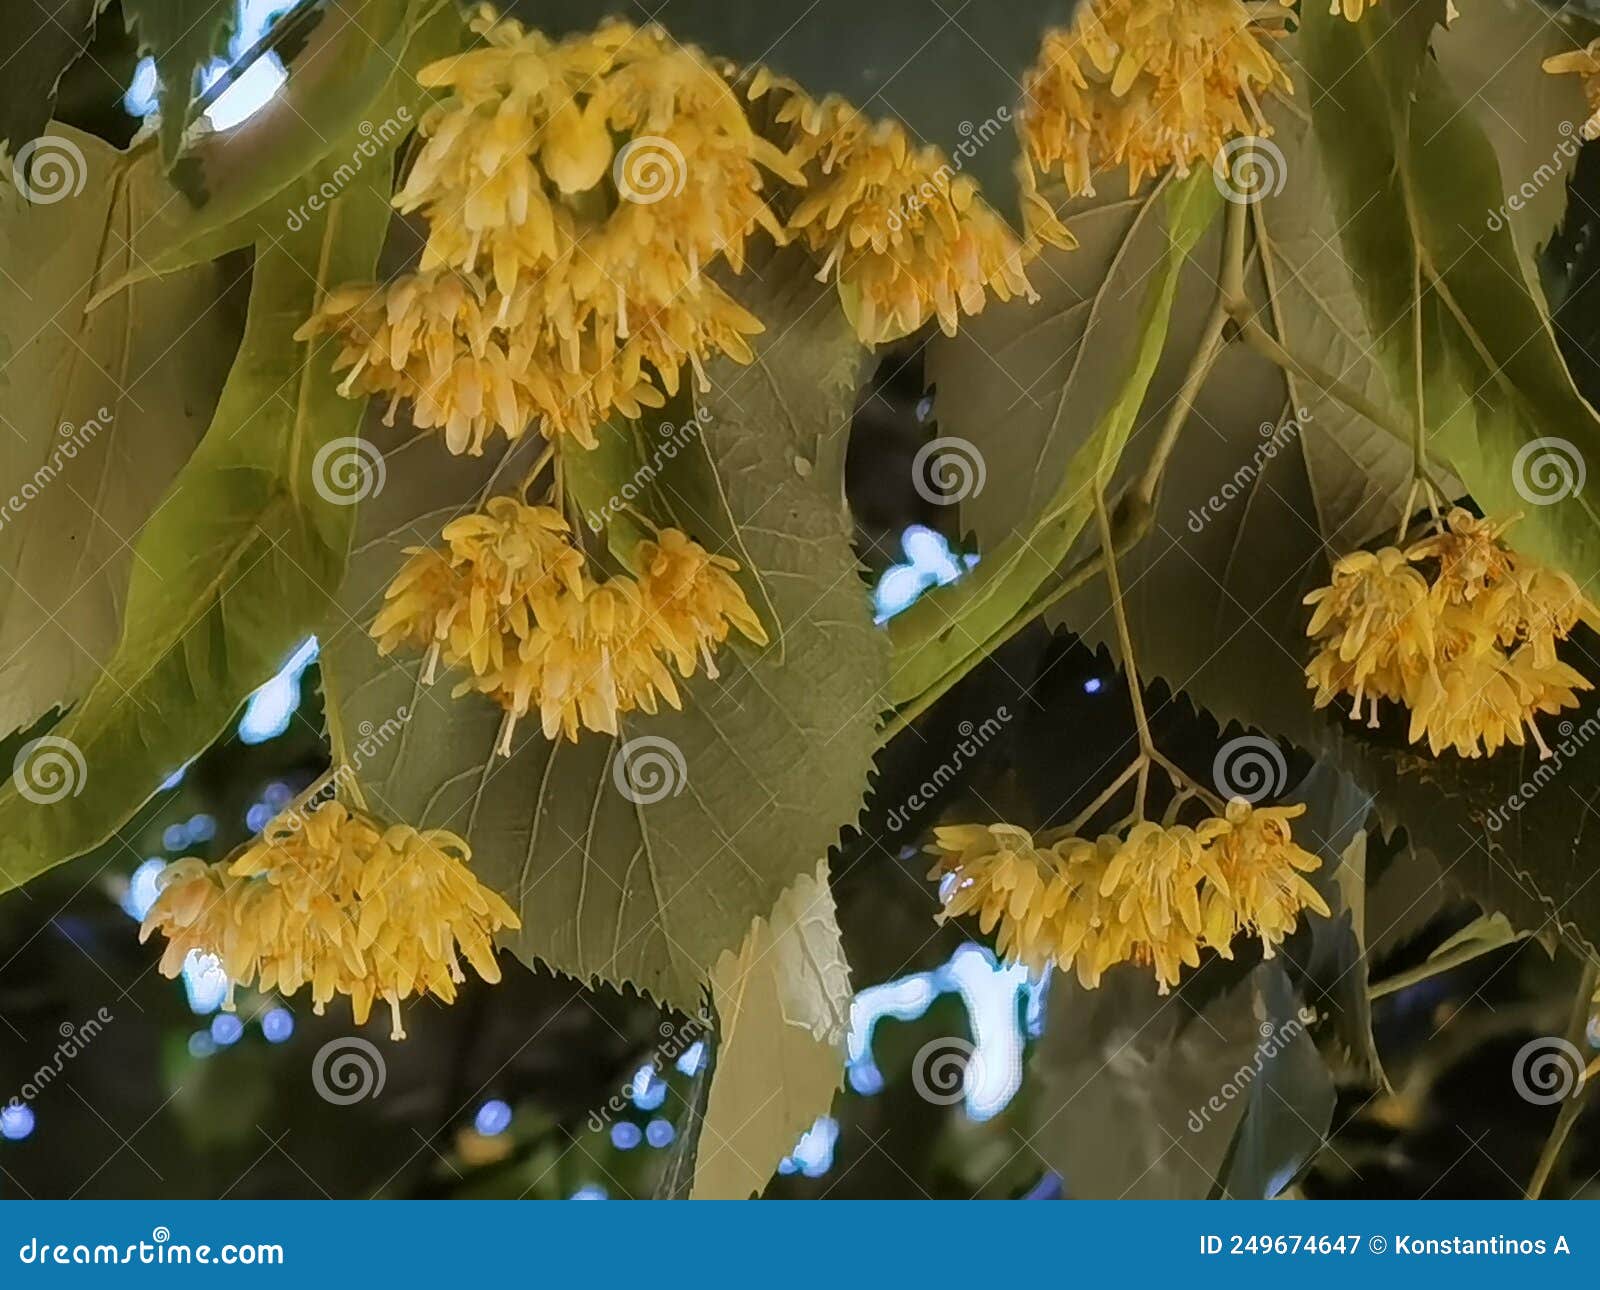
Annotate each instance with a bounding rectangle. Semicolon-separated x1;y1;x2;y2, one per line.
874;526;976;623
777;1116;838;1178
675;1041;706;1077
645;1119;675;1149
610;1122;642;1151
125;0;299;129
187;1031;218;1060
474;1100;513;1137
210;1013;245;1047
570;1184;607;1200
847;944;1039;1121
238;638;318;744
181;951;230;1016
630;1063;667;1111
0;1104;35;1142
260;1008;295;1044
120;858;166;921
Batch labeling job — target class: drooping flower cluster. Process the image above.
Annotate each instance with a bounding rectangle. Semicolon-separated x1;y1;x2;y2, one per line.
139;801;519;1040
1020;0;1292;200
1544;39;1600;140
300;9;798;453
372;498;767;750
750;74;1040;344
927;800;1329;992
1304;509;1600;758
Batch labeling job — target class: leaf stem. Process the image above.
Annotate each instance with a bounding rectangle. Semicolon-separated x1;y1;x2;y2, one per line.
1095;486;1152;757
1526;957;1600;1200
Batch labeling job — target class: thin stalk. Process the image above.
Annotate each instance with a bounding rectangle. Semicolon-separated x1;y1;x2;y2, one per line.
1527;958;1600;1199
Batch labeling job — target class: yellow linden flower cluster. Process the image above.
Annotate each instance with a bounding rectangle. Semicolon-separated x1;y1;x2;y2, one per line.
1305;510;1600;758
372;498;767;750
751;73;1039;344
1544;39;1600;138
139;801;519;1040
1021;0;1292;199
927;801;1329;992
300;8;797;453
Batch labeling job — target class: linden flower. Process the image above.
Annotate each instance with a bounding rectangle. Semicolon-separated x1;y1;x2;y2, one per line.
1202;801;1328;958
354;824;521;1036
637;528;769;678
311;9;796;451
928;809;1333;994
1405;509;1516;606
1545;39;1600;138
1022;0;1291;199
1048;835;1129;989
1308;511;1599;758
1303;547;1434;726
928;824;1067;974
756;82;1036;344
140;803;518;1040
1098;820;1230;992
370;498;584;685
381;504;768;750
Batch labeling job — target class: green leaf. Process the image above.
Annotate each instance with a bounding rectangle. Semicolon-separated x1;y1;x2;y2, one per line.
693;860;850;1199
1303;0;1600;587
1433;0;1589;262
509;0;1077;227
0;124;242;739
0;0;99;152
321;251;887;1011
0;136;395;895
122;0;237;165
103;0;457;294
1029;960;1328;1199
890;168;1222;708
1043;61;1424;753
